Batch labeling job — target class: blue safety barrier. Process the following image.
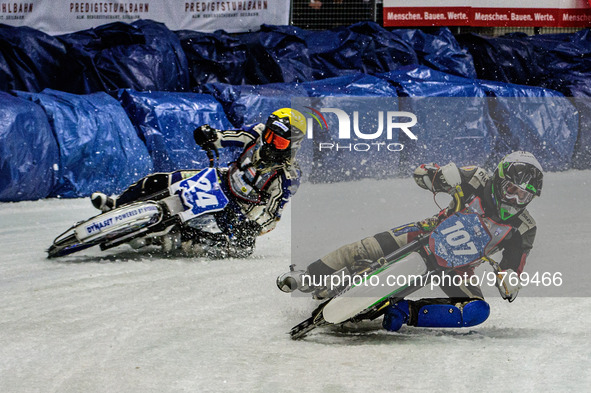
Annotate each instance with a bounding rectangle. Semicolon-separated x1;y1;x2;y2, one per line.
14;89;153;198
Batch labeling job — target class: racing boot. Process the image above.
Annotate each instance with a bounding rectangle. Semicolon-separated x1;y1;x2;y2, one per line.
91;192;115;212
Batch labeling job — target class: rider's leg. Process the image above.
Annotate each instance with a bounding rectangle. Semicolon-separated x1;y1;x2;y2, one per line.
91;172;173;211
306;222;426;279
278;222;427;294
91;170;200;212
115;172;175;207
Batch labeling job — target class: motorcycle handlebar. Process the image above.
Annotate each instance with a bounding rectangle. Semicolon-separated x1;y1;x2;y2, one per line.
451;185;465;213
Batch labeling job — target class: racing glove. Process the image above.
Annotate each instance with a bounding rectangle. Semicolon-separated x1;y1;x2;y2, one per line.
495;268;522;302
414;163;462;194
193;125;220;150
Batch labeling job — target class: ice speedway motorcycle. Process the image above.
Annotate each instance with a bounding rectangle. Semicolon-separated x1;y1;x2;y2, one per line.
47;151;232;258
286;185;513;340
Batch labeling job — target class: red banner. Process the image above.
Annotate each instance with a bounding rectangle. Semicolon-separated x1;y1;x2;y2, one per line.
383;1;591;27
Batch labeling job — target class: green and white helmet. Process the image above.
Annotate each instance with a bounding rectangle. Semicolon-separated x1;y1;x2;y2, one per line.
492;151;543;220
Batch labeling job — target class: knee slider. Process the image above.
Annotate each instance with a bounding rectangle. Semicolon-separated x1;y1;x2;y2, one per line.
415;299;490;328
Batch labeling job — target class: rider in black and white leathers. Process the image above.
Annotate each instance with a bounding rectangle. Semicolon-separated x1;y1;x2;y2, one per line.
91;108;307;258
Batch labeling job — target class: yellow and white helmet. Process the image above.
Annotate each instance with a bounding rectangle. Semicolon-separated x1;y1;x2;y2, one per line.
262;108;307;152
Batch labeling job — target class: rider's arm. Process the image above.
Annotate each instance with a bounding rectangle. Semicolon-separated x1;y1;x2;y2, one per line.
414;163;489;219
495;216;536;302
414;163;488;194
216;124;264;149
499;211;537;275
242;168;299;235
194;123;264;150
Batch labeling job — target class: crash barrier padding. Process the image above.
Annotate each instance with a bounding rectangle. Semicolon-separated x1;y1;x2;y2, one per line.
1;20;190;95
0;21;475;95
0;21;587;98
117;89;237;172
56;20;190;94
0;69;583;199
0;20;590;200
456;30;591;98
0;92;58;201
0;26;70;93
14;89;153;198
390;28;477;79
376;67;577;174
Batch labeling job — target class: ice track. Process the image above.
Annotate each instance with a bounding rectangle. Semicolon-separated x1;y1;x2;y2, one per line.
1;171;590;392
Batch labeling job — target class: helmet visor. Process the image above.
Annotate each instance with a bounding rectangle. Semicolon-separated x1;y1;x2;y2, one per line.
264;128;290;150
501;180;534;205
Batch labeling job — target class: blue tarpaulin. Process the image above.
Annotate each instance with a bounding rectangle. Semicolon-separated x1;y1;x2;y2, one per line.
378;66;566;98
487;97;578;171
302;22;418;80
0;22;590;201
398;97;496;171
571;98;591;169
390;28;477;79
457;30;591;97
179;22;420;89
240;25;315;84
378;66;486;97
0;92;58;201
201;73;399;128
176;29;248;86
374;67;577;171
56;20;189;94
0;25;71;93
15;89;153;198
199;82;309;127
301;73;398;97
297;75;400;181
118;89;236;172
456;33;543;87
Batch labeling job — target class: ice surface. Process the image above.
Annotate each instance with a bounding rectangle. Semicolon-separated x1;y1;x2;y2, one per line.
1;171;590;392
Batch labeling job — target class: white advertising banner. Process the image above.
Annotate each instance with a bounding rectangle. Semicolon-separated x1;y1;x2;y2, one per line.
383;0;591;27
0;0;289;35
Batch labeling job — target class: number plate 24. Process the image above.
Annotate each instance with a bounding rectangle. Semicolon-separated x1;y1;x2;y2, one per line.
170;168;229;223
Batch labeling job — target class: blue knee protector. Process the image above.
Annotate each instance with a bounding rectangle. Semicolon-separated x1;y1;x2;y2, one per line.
416;299;490;328
382;300;410;332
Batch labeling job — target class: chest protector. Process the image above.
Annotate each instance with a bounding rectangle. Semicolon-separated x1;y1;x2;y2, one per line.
227;143;278;204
